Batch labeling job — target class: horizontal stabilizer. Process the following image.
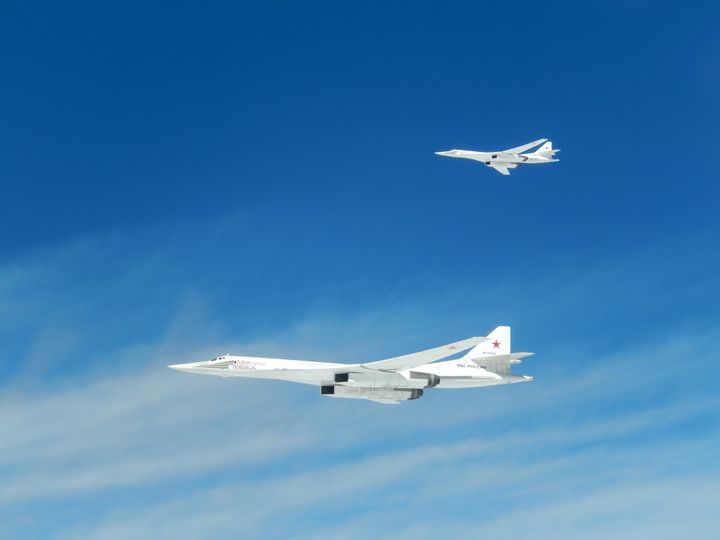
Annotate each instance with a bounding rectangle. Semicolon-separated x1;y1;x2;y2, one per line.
469;353;534;375
362;336;487;372
468;352;535;365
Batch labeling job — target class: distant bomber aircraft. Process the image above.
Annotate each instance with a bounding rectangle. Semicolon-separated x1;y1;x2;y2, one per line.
169;326;533;404
436;138;559;175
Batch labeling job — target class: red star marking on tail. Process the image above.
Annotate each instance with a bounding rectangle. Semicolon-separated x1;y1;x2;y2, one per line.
492;340;501;349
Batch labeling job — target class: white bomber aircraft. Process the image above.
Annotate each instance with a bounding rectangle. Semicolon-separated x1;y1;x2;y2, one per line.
169;326;533;404
435;138;559;175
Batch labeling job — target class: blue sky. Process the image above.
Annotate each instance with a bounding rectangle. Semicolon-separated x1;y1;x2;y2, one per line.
1;1;719;538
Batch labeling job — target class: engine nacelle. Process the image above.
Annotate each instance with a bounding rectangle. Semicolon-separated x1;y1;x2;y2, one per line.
334;373;350;383
335;371;426;389
320;385;424;401
409;371;440;388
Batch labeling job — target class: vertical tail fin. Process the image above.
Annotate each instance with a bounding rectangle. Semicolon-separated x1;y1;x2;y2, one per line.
533;141;559;158
463;326;534;379
464;326;511;359
534;141;552;155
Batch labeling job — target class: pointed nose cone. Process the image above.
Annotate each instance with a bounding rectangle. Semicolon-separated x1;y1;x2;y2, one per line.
168;362;201;373
168;363;188;372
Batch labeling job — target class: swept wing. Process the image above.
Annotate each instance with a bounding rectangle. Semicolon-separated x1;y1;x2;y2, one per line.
258;336;485;387
502;138;547;154
362;336;486;371
489;163;518;175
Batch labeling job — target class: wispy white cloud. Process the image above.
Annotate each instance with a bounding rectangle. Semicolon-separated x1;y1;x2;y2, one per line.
1;322;717;538
45;379;718;540
1;220;719;539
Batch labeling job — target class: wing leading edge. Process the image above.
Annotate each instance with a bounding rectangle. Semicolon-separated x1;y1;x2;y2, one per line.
361;336;487;372
502;138;547;154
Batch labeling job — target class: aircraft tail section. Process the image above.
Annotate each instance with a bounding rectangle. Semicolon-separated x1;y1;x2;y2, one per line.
464;326;511;358
533;141;559;157
463;326;534;376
